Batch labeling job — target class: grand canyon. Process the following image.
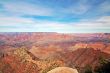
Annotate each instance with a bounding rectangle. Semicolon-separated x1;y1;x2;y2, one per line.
0;33;110;73
1;0;110;73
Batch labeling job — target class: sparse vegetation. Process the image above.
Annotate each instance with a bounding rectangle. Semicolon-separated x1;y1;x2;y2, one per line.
13;47;32;62
94;56;110;73
84;65;92;73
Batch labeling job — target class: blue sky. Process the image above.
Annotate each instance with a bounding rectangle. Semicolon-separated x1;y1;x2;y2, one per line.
0;0;110;33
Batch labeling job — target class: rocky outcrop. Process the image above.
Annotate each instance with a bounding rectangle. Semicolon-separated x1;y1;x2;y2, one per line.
47;67;78;73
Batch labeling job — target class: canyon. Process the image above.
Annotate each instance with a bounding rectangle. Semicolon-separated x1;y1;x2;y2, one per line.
0;33;110;73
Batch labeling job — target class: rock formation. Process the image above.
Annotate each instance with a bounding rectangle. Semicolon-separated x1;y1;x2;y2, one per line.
47;67;78;73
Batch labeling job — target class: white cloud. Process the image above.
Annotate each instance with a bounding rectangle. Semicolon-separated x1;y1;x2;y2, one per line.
99;1;110;13
71;16;110;28
97;16;110;22
0;16;36;25
70;4;90;14
63;0;90;15
0;11;110;33
0;1;53;16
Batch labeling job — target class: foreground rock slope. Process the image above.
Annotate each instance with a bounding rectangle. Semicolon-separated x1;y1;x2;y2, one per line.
47;67;78;73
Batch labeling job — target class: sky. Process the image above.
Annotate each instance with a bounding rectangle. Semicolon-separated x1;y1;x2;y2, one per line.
0;0;110;33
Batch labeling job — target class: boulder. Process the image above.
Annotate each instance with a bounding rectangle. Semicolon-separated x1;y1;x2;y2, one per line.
47;67;78;73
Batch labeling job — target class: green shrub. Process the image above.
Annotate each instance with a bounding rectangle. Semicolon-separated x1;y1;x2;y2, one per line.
84;65;92;73
95;60;110;73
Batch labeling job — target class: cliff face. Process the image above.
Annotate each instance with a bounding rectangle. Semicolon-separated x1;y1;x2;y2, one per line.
0;51;39;73
42;48;110;70
64;48;110;68
0;48;65;73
